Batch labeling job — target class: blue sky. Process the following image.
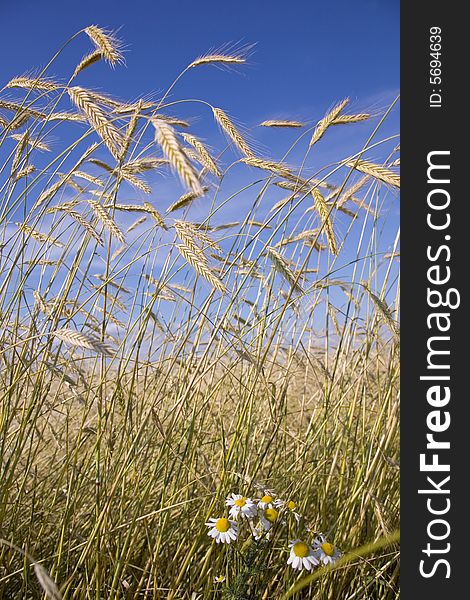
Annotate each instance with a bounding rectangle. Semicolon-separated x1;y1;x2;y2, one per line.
0;0;399;120
0;0;399;340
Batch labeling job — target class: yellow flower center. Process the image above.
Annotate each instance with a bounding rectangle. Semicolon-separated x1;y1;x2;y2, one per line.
264;508;279;523
287;500;297;511
234;497;246;507
321;542;335;556
293;542;310;557
261;495;273;504
215;518;231;532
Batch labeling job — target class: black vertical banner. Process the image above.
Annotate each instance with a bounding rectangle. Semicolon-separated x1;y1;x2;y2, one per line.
401;3;465;597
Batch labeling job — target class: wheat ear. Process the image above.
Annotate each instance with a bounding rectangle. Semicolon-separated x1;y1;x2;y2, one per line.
74;50;103;77
345;159;400;189
176;243;227;294
212;107;254;157
266;247;304;294
260;120;304;128
87;200;125;243
311;189;338;255
309;98;349;147
84;25;124;66
6;76;59;91
53;328;114;356
68;87;123;158
152;120;203;194
181;133;221;177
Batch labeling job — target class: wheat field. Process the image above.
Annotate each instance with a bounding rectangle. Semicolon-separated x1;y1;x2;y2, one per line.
0;26;400;599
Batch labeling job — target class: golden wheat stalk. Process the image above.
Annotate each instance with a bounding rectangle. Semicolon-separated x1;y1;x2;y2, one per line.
345;159;400;189
11;132;50;152
209;222;241;231
311;188;338;255
153;114;190;128
68;87;123;158
332;113;370;125
269;196;295;213
116;158;167;190
266;247;304;293
152;119;203;194
336;205;357;219
167;187;208;213
275;229;321;248
104;203;145;211
260;119;304;128
111;244;127;260
33;290;53;318
327;174;370;205
276;177;331;192
309;98;349;147
94;274;130;294
174;221;205;255
53;328;114;356
72;170;104;187
241;156;294;180
11;131;29;173
362;282;400;337
6;76;59;91
117;171;151;193
68;210;104;246
17;223;64;248
123;157;169;173
14;164;36;181
46;200;81;213
176;243;227;293
126;216;147;232
189;51;247;68
87;200;125;243
74;50;103;76
181;133;221;177
174;220;222;253
36;177;67;208
88;158;114;173
143;274;177;301
84;25;124;66
0;99;46;119
212;107;253;157
120;101;142;160
114;100;155;114
8;113;32;131
48;111;87;122
93;287;127;311
141;202;167;229
33;563;63;600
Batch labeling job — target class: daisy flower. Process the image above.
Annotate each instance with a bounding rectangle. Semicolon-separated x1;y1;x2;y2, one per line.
259;507;280;531
257;493;276;509
287;540;319;571
313;535;342;565
205;517;238;544
226;493;257;519
252;522;268;540
275;499;302;522
213;575;226;583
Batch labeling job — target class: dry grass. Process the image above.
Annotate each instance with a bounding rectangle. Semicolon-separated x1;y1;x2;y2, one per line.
0;26;400;600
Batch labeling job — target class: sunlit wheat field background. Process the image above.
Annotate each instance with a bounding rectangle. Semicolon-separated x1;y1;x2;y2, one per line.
0;4;399;598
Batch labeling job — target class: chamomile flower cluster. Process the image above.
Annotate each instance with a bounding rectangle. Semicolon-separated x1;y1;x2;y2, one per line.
205;487;342;574
205;489;293;545
287;535;342;571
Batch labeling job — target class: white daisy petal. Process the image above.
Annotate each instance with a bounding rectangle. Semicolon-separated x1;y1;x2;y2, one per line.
205;517;238;544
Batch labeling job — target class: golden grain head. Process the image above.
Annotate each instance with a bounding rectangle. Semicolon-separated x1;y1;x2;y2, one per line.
260;120;304;128
84;25;124;66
